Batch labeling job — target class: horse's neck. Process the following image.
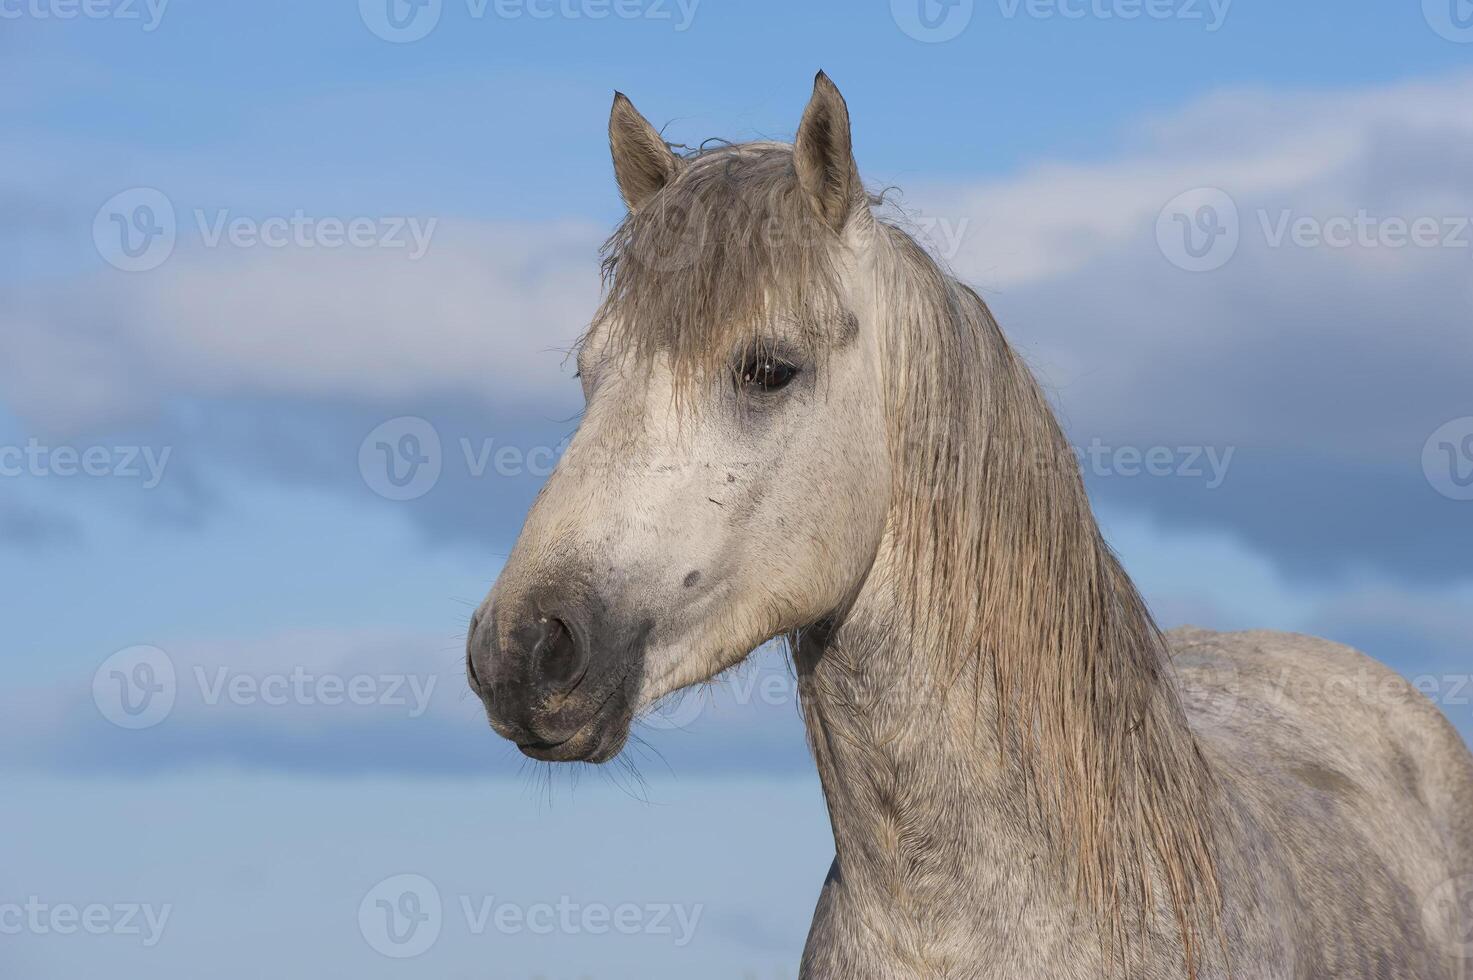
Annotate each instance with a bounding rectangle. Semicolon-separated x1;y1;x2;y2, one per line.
794;567;1083;953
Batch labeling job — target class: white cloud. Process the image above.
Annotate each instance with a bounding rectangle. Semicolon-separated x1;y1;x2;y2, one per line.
7;73;1473;450
1;221;603;432
4;72;1471;582
880;74;1473;468
905;75;1473;291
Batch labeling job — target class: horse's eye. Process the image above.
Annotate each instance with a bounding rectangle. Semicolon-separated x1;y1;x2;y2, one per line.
738;355;799;393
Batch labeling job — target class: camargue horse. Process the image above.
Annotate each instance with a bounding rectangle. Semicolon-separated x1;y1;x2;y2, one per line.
467;73;1473;979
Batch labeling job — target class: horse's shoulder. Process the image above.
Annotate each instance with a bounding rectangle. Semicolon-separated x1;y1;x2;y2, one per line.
1166;625;1411;693
1169;625;1473;838
1162;625;1463;799
1166;625;1473;973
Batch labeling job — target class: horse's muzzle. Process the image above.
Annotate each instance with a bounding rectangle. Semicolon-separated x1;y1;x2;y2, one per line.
467;594;646;763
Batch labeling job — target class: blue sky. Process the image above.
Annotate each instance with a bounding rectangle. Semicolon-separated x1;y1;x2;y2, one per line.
3;1;1473;976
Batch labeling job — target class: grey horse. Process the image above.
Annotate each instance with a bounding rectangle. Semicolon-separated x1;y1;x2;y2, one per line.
467;73;1473;979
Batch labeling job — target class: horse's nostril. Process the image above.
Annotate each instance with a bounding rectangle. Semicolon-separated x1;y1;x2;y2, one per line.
537;617;584;687
466;644;483;693
466;611;488;696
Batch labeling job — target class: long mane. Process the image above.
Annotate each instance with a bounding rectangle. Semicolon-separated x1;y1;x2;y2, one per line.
590;141;1223;975
876;224;1223;974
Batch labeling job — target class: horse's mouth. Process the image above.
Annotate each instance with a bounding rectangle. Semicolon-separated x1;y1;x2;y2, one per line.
514;670;636;763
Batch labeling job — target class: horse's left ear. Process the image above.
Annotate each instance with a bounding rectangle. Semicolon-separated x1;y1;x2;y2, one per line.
609;92;682;213
794;71;863;233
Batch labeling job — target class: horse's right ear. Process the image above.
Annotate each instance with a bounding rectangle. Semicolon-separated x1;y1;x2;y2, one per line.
794;71;863;233
609;92;681;213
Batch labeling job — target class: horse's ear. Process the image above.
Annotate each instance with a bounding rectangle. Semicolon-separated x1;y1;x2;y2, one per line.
609;92;681;213
794;71;862;233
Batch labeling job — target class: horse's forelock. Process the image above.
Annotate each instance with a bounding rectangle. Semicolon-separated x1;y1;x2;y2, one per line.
587;142;849;389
